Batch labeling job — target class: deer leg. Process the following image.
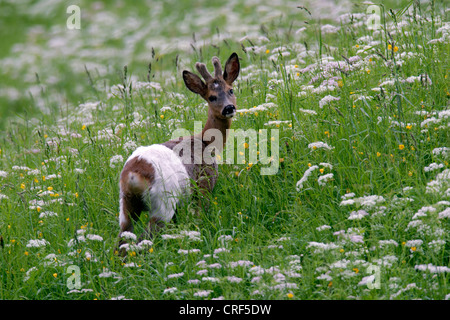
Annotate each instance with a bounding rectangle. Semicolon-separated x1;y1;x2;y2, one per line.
139;216;166;242
117;194;144;256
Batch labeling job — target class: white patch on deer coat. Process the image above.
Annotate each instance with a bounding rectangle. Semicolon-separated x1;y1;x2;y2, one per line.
121;144;190;223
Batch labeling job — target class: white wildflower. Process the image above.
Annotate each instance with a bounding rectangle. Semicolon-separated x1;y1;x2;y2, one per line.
202;277;220;283
0;194;9;200
319;95;340;108
318;173;334;186
348;210;369;220
438;207;450;219
167;272;184;279
296;165;318;191
213;247;230;254
308;141;334;150
424;163;444;172
226;276;243;283
229;260;254;268
194;290;212;297
178;249;201;255
39;211;58;218
414;264;450;274
378;240;399;247
316;225;331;231
163;287;178;294
109;155;124;168
120;231;137;241
86;234;103;241
405;240;423;247
26;239;49;248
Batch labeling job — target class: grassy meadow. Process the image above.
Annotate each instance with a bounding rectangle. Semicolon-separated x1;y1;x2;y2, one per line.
0;0;449;300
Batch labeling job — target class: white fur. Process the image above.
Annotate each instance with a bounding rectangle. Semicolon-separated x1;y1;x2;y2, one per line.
120;144;190;223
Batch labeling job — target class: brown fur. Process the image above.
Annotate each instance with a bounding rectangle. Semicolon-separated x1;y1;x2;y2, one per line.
119;157;155;233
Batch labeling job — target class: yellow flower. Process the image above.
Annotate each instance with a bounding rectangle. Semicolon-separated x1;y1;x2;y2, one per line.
353;268;359;274
411;246;417;252
399;144;405;150
243;142;249;149
81;125;86;130
287;293;294;299
24;251;29;256
393;46;399;52
47;186;53;191
53;273;58;278
160;114;164;119
337;80;344;88
377;152;381;157
149;248;154;253
319;168;324;174
75;192;79;198
265;49;270;54
388;44;392;50
406;125;412;130
20;183;25;190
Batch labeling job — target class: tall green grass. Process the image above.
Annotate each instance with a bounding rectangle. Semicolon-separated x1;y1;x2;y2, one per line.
0;0;449;300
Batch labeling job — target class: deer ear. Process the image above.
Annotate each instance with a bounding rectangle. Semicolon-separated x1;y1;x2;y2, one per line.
183;70;207;96
223;52;240;85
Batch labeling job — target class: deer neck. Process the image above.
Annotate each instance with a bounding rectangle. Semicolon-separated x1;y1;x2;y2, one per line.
195;109;231;152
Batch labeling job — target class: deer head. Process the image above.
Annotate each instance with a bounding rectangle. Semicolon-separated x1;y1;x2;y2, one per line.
182;53;240;120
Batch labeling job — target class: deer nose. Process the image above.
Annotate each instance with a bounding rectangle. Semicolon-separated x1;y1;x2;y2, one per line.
222;105;236;117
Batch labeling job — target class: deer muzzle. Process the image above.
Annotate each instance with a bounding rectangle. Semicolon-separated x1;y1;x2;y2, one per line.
222;105;236;118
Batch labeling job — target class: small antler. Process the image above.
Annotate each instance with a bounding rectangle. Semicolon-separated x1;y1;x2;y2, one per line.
195;62;213;82
212;56;223;79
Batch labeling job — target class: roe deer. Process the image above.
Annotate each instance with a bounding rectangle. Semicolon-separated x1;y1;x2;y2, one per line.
118;53;240;251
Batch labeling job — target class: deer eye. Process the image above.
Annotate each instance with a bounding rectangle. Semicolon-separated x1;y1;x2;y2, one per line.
208;95;217;102
229;89;234;95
